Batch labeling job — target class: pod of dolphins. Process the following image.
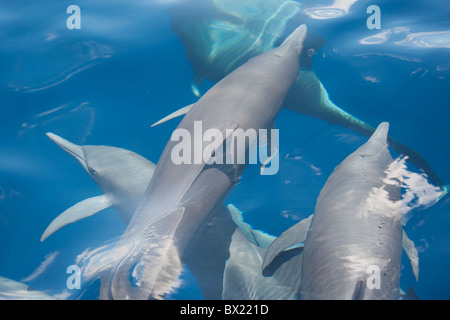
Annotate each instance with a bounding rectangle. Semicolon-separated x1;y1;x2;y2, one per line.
3;1;447;300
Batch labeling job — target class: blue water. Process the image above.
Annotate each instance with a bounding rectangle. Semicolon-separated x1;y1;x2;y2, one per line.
0;0;449;300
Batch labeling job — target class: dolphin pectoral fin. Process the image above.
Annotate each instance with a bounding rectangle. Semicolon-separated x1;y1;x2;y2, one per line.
227;204;276;249
402;229;420;281
40;194;112;242
150;103;195;127
262;214;313;272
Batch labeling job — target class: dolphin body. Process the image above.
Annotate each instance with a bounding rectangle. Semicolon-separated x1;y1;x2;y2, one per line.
42;133;235;300
222;205;304;300
224;200;419;300
40;133;157;242
298;122;404;300
167;0;447;191
88;24;310;300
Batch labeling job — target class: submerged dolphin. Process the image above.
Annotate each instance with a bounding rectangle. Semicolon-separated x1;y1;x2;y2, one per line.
40;133;156;241
225;203;419;300
42;133;234;299
167;0;447;192
299;122;404;299
222;205;304;300
85;24;310;300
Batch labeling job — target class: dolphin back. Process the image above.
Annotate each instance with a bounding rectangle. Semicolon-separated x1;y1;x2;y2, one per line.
301;122;404;300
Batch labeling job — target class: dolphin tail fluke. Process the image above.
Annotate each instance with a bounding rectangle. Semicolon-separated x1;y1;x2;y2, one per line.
41;194;112;241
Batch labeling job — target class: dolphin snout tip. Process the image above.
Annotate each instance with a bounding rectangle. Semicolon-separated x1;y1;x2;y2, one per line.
45;132;56;140
45;132;65;146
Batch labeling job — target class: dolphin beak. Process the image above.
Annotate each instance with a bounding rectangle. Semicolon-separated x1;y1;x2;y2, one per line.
46;132;89;172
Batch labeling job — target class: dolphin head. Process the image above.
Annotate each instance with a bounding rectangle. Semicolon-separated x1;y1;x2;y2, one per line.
46;132;155;204
46;132;89;172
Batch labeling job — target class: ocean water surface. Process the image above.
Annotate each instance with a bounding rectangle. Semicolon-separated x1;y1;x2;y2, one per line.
0;0;449;300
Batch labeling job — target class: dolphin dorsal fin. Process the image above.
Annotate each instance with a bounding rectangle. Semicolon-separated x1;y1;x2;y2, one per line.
150;104;195;127
41;194;112;241
262;214;313;272
227;204;276;249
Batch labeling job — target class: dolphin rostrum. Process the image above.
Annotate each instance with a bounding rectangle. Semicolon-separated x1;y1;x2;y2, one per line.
299;122;405;299
167;0;447;192
83;24;311;300
41;133;156;242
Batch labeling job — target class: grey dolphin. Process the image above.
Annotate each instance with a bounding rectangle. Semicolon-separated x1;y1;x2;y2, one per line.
167;0;447;191
40;133;156;241
226;203;419;300
43;133;235;299
300;122;404;300
222;205;303;300
88;24;310;300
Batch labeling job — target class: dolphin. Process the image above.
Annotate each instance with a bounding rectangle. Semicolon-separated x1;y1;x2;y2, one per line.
0;276;56;300
298;122;404;299
167;0;447;192
42;133;235;299
225;203;419;300
84;24;310;300
40;133;156;242
222;205;303;300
